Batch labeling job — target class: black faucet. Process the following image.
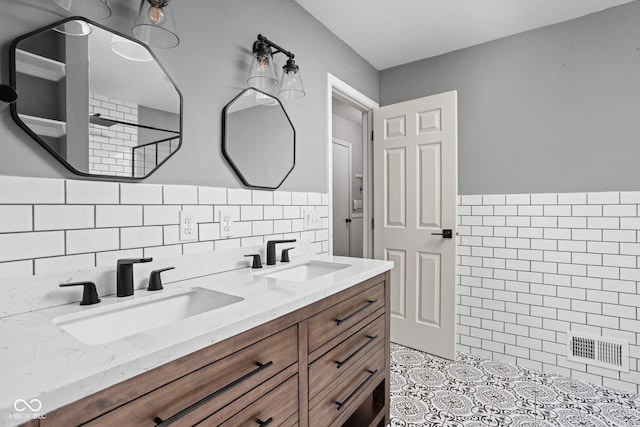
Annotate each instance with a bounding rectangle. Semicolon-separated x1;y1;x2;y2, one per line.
266;239;296;265
117;258;153;297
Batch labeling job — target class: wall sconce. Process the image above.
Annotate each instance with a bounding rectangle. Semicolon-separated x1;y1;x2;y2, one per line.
0;85;18;114
133;0;180;49
50;0;112;20
248;34;305;100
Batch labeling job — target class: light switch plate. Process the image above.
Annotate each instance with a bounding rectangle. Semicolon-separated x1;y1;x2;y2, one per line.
219;210;234;237
303;208;320;230
179;211;197;241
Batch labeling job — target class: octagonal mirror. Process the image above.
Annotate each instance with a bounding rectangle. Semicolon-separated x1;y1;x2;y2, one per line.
222;88;295;190
10;17;182;180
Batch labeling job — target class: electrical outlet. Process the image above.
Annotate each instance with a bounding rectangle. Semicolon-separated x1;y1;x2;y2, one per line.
219;210;234;237
179;211;197;241
303;208;320;230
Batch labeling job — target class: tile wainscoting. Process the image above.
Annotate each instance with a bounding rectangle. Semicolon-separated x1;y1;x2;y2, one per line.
0;175;329;280
457;191;640;394
3;175;638;394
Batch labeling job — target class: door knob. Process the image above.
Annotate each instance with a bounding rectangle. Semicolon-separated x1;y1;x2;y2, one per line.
431;229;453;238
345;218;352;223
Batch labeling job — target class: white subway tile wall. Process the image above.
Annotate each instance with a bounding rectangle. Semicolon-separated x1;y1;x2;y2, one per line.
458;192;640;393
0;175;328;279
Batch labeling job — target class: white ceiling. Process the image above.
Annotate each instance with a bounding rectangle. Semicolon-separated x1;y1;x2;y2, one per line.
293;0;636;70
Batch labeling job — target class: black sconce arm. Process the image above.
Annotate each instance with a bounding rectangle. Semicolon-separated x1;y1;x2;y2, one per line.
257;34;295;59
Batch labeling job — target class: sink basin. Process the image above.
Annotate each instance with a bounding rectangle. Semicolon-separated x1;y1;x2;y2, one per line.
259;261;349;282
53;288;243;345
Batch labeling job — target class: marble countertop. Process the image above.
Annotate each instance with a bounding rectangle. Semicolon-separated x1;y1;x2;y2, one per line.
0;255;392;425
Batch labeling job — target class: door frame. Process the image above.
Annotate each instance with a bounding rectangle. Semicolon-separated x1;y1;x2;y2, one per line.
332;138;353;256
326;73;378;257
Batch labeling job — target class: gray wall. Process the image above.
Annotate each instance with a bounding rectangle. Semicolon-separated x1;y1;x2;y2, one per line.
0;0;379;192
379;1;640;195
332;111;363;205
333;106;364;258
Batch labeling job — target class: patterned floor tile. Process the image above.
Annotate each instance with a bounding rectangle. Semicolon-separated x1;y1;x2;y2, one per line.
389;343;640;426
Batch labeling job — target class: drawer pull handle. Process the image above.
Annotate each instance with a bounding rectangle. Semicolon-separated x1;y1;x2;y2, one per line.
256;417;274;426
335;299;377;326
335;335;378;369
153;361;274;426
335;369;379;411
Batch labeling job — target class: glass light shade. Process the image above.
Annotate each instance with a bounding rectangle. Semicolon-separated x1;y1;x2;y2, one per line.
50;0;112;20
52;19;92;36
278;69;305;100
247;53;278;91
111;35;153;62
132;0;180;49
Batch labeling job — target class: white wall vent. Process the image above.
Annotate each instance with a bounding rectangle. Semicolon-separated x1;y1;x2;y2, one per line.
567;331;629;372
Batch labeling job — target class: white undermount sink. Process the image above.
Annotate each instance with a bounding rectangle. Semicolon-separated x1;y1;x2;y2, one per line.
258;260;350;282
53;288;243;346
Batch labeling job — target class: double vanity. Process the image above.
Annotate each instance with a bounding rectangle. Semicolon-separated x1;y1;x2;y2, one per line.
1;256;392;427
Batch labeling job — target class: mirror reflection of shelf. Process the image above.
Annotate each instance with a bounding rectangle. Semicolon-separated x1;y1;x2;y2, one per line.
15;49;66;82
18;114;67;138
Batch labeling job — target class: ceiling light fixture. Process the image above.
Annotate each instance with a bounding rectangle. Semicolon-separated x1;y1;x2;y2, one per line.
247;34;305;99
50;0;112;20
133;0;180;49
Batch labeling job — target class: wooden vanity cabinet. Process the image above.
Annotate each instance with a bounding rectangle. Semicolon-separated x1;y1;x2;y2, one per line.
37;271;390;427
305;280;389;427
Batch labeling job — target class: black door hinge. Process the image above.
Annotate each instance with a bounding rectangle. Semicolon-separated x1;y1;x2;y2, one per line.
371;130;374;141
371;218;374;229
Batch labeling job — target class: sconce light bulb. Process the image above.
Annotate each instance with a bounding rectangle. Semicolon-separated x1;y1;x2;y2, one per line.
147;6;166;25
258;56;269;74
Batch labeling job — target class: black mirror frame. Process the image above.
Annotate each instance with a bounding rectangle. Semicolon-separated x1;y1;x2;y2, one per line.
9;16;184;181
222;87;296;191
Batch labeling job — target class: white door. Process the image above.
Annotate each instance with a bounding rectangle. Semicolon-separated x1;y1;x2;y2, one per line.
373;91;457;359
332;140;352;256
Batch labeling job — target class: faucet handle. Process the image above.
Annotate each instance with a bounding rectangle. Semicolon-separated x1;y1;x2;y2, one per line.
280;247;294;263
244;254;263;269
147;267;175;291
59;281;101;305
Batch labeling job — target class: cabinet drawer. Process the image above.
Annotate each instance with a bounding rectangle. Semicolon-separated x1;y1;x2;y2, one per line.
87;326;298;426
309;342;385;426
215;375;298;427
309;313;384;399
307;282;384;353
